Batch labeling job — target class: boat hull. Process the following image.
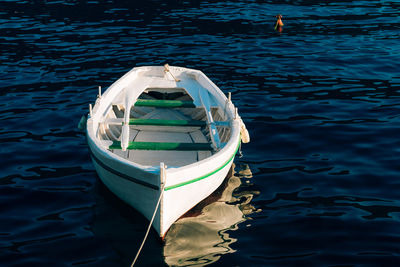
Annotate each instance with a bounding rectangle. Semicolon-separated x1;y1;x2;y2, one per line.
86;65;244;237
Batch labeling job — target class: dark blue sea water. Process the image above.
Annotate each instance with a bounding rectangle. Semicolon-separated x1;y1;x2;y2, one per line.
1;0;400;266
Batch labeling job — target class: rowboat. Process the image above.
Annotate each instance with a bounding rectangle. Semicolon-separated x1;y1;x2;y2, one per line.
86;65;249;238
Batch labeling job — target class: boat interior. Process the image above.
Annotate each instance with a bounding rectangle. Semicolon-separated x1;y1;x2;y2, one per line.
97;87;232;167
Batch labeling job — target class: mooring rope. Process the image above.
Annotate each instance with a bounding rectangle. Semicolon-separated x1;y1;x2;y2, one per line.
131;186;165;267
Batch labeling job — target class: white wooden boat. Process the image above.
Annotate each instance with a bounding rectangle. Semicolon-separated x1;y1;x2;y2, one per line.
86;65;249;238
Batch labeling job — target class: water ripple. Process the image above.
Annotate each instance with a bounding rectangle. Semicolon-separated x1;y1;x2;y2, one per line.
1;0;400;265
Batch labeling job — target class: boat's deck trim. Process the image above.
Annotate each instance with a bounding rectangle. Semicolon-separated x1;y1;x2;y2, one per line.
164;137;241;191
89;149;159;190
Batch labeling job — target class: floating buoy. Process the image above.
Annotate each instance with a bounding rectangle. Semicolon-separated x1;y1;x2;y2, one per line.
274;14;284;32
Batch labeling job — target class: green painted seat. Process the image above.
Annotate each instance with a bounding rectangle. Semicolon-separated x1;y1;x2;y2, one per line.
110;141;213;151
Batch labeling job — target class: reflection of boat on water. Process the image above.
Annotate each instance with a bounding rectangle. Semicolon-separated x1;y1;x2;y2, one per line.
163;163;259;266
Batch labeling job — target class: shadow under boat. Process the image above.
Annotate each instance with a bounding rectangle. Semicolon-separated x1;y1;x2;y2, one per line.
91;163;259;266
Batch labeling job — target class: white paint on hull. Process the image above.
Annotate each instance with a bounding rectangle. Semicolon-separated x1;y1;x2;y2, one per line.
86;65;246;237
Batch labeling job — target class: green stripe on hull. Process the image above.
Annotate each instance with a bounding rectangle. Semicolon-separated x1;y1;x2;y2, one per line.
134;99;196;108
164;137;241;191
110;141;213;151
129;118;206;127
